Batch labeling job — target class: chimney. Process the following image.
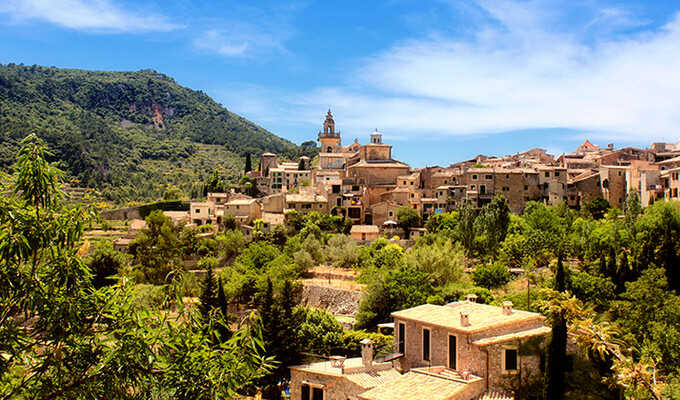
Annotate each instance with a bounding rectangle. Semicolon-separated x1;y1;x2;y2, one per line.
465;293;478;303
460;311;470;327
360;338;375;367
502;301;513;316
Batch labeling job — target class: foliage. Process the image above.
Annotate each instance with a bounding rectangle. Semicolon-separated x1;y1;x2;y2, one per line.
326;234;359;268
473;194;511;259
472;262;514;289
356;266;435;329
84;240;131;288
404;237;465;286
0;135;271;398
582;196;611;220
198;256;219;321
342;330;394;358
396;205;421;239
0;64;315;203
295;307;344;355
128;209;185;284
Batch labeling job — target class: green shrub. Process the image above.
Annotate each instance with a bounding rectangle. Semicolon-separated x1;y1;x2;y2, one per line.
472;262;514;289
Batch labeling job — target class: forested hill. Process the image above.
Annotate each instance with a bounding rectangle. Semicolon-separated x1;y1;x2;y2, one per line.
0;63;314;203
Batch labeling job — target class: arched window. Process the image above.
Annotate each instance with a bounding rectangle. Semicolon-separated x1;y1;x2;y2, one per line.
327;146;332;153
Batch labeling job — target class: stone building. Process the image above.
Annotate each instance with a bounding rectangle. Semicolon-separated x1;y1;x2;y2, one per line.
392;297;550;394
290;339;401;400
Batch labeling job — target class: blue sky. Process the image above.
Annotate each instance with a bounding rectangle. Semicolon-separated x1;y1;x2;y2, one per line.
1;0;680;167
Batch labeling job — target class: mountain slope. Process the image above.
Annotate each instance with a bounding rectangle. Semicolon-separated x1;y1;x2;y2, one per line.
0;64;313;202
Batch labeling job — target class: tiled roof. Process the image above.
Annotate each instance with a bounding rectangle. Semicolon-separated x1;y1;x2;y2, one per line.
286;193;328;203
358;370;467;400
473;390;515;400
351;225;380;234
345;369;402;389
227;198;258;205
472;326;551;346
392;302;545;334
350;160;410;168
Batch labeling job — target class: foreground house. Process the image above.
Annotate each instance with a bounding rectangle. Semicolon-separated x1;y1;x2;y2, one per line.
290;297;549;400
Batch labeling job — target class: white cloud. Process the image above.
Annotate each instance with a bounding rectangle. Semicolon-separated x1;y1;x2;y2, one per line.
273;1;680;144
0;0;179;32
193;24;288;58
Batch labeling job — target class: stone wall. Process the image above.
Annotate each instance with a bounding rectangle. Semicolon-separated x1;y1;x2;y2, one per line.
300;285;363;317
100;206;142;221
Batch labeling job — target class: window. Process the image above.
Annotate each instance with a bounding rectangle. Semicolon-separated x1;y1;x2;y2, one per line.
388;211;394;217
485;174;492;180
503;348;518;373
352;185;360;191
332;185;340;194
502;186;509;192
448;335;457;370
444;180;448;184
423;328;431;361
545;172;550;177
506;174;510;179
471;185;476;190
472;174;478;180
555;171;560;177
523;185;528;191
410;194;415;198
195;209;200;213
301;384;324;400
398;323;405;353
410;181;414;185
403;181;407;185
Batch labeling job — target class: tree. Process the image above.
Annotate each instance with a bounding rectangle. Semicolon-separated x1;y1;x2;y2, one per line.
396;205;421;239
582;196;611;220
84;240;130;288
245;153;252;173
474;194;510;259
356;266;435;329
205;169;225;194
198;257;219;321
128;210;184;284
0;135;271;399
454;199;477;256
543;254;568;400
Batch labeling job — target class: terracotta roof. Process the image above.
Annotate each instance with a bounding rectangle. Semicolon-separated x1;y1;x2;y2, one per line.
473;390;515;400
358;369;469;400
392;302;545;334
580;140;596;148
350;160;410;168
345;369;402;389
351;225;380;234
472;326;551;346
285;193;328;203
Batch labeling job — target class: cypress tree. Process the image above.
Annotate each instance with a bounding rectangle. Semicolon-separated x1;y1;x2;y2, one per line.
544;254;567;400
198;263;217;322
245;153;252;173
217;277;231;341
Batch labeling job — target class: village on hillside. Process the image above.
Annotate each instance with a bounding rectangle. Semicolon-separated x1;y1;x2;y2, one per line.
100;111;680;400
115;109;680;246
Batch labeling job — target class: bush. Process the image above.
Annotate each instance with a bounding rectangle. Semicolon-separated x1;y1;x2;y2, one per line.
472;262;514;289
327;234;359;268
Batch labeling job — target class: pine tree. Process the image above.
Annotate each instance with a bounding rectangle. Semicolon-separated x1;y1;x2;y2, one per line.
544;254;567;400
245;153;252;173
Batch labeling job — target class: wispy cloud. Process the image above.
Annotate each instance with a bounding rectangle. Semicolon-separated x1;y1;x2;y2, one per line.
258;1;680;145
0;0;179;32
193;23;288;58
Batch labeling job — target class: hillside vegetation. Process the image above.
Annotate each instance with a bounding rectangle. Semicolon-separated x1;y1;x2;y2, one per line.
0;63;316;203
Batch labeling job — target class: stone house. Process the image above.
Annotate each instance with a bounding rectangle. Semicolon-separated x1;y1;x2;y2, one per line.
369;201;400;227
224;198;262;225
392;297;550;394
285;189;329;214
290;339;401;400
350;225;380;242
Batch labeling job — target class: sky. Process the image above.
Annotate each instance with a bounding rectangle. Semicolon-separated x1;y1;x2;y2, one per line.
1;0;680;167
